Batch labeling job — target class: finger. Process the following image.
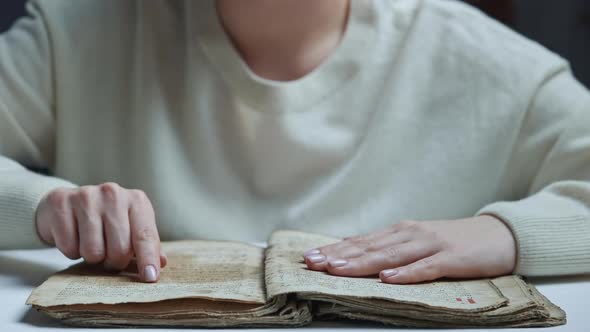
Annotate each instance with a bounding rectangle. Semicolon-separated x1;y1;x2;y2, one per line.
380;253;448;284
342;226;396;242
304;229;389;260
128;190;161;283
124;252;167;271
51;201;81;260
304;253;329;271
324;230;390;254
305;231;411;272
100;183;133;271
304;236;384;272
103;216;133;271
160;253;168;268
74;188;106;264
327;230;413;259
125;254;167;271
303;238;342;271
325;242;437;277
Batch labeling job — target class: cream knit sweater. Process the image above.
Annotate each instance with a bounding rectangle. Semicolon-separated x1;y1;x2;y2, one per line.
1;0;589;277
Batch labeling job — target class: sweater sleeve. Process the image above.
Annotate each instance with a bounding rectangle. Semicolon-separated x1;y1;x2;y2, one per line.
0;1;76;249
478;67;590;276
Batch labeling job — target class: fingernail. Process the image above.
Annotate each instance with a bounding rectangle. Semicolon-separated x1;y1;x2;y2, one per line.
382;269;399;278
143;265;157;282
328;259;348;268
307;254;326;264
304;249;320;257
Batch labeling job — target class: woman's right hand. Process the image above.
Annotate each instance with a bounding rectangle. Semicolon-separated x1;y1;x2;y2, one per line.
35;182;167;283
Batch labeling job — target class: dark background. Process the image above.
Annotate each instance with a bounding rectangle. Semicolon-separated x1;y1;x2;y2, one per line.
1;0;589;87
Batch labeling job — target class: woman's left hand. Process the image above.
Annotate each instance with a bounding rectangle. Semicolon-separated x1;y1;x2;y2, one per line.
303;216;517;284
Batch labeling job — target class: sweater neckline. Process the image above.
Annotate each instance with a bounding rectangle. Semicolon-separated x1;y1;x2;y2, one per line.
189;0;380;113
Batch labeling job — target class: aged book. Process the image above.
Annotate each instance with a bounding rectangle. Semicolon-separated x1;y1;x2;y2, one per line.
27;230;566;328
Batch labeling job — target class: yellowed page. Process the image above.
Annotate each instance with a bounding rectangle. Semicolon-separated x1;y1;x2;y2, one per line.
27;241;266;307
265;230;506;311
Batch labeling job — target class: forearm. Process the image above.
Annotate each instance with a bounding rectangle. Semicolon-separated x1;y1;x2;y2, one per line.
0;1;68;250
479;67;590;277
479;181;590;276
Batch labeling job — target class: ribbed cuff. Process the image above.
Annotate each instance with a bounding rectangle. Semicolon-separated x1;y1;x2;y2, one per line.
0;170;77;249
478;192;590;277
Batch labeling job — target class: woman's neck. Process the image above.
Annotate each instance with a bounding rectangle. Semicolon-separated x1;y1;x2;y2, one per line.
216;0;350;81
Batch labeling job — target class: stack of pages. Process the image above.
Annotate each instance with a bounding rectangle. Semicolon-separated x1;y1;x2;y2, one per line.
27;231;565;328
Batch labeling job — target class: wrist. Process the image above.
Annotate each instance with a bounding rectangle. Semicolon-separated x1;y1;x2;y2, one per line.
478;214;518;273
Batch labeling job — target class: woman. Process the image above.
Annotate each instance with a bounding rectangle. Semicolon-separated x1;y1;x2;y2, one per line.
1;0;589;284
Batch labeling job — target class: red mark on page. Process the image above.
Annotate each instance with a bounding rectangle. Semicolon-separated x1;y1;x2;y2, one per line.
456;297;476;304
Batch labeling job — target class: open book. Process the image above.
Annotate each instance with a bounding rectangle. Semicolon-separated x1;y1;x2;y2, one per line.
27;230;565;328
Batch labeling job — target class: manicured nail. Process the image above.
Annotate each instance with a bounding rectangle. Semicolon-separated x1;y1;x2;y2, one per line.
328;259;348;268
381;269;399;278
304;249;321;257
307;254;326;264
143;265;157;282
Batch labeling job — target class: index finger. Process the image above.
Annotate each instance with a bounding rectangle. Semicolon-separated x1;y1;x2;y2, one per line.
128;190;161;283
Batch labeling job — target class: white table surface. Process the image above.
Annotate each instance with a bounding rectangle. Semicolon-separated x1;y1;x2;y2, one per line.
1;248;589;332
